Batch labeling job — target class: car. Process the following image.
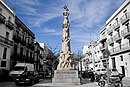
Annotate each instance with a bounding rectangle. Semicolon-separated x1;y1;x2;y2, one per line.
95;68;107;75
82;70;95;82
15;71;39;86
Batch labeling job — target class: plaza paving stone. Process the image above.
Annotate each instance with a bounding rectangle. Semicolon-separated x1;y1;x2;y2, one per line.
33;77;130;87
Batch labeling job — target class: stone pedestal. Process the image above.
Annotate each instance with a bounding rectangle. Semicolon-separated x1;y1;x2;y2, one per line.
52;70;81;85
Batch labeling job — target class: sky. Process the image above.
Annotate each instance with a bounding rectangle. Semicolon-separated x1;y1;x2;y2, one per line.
4;0;125;54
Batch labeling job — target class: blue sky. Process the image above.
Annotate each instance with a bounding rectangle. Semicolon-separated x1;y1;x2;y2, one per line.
5;0;125;53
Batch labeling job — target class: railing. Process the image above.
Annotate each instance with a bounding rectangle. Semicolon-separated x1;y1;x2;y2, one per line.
113;33;121;41
107;26;113;34
121;26;130;37
120;12;130;24
0;35;13;46
6;20;14;30
121;42;129;50
107;37;114;44
100;45;106;51
0;14;6;24
114;46;121;52
113;22;120;30
109;48;114;53
109;42;130;54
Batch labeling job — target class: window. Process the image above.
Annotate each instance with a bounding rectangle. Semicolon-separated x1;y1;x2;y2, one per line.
117;30;120;37
115;18;118;24
1;61;6;67
119;42;121;50
6;32;9;39
95;65;98;67
30;52;32;58
26;50;29;58
20;47;23;57
0;8;2;14
97;69;100;71
3;48;7;59
8;16;11;21
123;9;127;13
14;44;17;55
22;35;24;41
129;54;130;63
120;55;123;61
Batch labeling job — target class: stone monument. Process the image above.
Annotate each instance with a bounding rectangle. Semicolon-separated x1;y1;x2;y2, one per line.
52;5;80;85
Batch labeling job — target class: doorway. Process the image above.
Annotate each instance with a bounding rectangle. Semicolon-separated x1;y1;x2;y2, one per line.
121;66;125;76
112;57;116;68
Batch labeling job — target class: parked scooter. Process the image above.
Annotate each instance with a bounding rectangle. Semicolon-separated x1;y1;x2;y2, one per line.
95;74;101;82
98;73;124;87
98;75;106;87
108;74;124;87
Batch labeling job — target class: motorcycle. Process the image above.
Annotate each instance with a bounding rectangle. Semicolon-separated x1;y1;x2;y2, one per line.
98;75;107;87
98;74;124;87
95;74;101;82
108;76;123;87
108;74;124;87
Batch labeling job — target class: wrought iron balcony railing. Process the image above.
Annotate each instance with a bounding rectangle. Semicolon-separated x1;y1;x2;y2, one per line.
6;20;14;30
0;14;6;24
0;35;13;46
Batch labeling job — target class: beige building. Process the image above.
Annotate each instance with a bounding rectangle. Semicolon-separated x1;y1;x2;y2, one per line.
99;0;130;77
0;0;15;71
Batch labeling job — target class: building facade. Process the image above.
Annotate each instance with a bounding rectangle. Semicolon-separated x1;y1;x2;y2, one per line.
10;16;35;69
0;0;15;71
99;0;130;77
81;41;104;72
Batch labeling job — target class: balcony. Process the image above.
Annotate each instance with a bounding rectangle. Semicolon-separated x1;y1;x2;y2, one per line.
107;37;114;45
113;33;121;42
121;26;130;38
121;42;129;50
0;35;13;46
21;39;26;46
114;46;121;52
6;21;14;30
107;26;113;35
13;34;21;43
113;22;120;31
110;42;130;56
100;45;106;51
120;12;130;25
0;14;6;24
100;35;107;42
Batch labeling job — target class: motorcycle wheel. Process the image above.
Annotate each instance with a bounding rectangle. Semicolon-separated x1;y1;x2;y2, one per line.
98;81;105;87
115;82;123;87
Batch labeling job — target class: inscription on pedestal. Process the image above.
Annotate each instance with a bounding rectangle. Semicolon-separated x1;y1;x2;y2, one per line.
52;70;80;85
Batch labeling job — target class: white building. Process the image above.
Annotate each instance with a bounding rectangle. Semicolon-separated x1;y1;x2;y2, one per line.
99;0;130;77
0;0;15;71
81;41;104;72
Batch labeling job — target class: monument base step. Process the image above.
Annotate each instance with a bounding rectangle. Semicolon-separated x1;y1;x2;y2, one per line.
52;70;81;85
